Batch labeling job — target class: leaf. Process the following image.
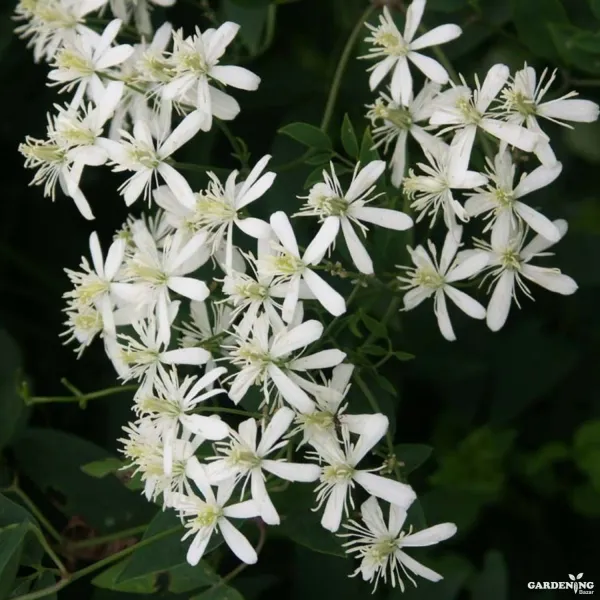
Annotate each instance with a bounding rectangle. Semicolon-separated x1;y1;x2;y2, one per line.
470;551;508;600
278;123;332;151
31;572;57;600
0;523;28;600
573;420;600;490
0;495;43;567
275;485;345;557
360;311;387;339
191;584;245;600
590;0;600;19
0;330;29;451
512;0;568;60
304;151;333;166
117;509;221;593
304;166;327;189
374;374;398;397
92;559;156;594
13;429;154;532
81;458;124;479
394;444;433;474
341;114;359;158
392;350;415;361
359;128;379;165
222;0;269;55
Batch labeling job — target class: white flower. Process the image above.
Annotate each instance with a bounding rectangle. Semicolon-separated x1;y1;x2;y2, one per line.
107;316;211;382
296;161;412;274
163;23;260;130
115;222;210;343
226;314;345;413
403;143;487;235
367;82;446;186
207;407;320;524
64;230;126;335
119;418;204;504
397;227;488;341
261;211;346;321
473;220;578;331
429;64;541;176
499;65;599;163
362;2;462;105
465;149;562;245
100;110;205;206
340;496;457;592
61;300;103;356
48;19;134;107
310;416;416;532
165;155;274;270
293;364;384;445
174;465;261;566
135;365;229;474
15;0;104;64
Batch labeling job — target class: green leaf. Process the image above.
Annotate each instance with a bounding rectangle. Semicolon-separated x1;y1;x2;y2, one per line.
279;122;332;151
117;509;221;594
392;350;415;361
361;345;387;357
275;485;345;557
0;330;29;451
92;559;156;594
0;495;43;567
81;458;124;479
590;0;600;19
374;374;398;397
359;128;379;165
13;429;154;532
512;0;568;60
304;151;333;166
565;123;600;163
360;311;387;339
573;420;600;490
0;523;28;600
31;572;57;600
550;24;600;74
304;166;327;189
470;551;508;600
394;444;433;474
222;0;268;55
340;114;359;158
191;584;245;600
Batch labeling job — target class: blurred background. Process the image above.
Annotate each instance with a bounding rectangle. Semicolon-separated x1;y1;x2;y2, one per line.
0;0;599;598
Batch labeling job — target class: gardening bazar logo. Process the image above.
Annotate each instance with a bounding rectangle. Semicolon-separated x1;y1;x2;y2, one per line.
528;573;595;594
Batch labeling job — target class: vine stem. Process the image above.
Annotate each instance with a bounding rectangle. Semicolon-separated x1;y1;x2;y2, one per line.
12;526;182;600
320;5;375;132
65;524;149;549
22;383;138;406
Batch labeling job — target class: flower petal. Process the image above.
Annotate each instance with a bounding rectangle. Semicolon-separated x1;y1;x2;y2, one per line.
302;269;346;316
486;270;514;332
219;518;258;564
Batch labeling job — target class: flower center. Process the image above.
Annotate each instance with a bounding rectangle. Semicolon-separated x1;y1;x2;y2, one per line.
493;187;515;209
300;410;335;430
121;348;160;366
194;505;222;528
503;89;537;117
195;193;238;225
386;107;413;130
500;247;522;271
236;281;269;301
74;279;110;304
20;140;67;165
129;145;160;169
322;463;355;483
307;191;349;218
129;263;169;285
367;538;398;564
270;251;306;276
373;30;408;56
456;97;482;125
55;49;94;75
414;266;445;289
72;310;102;332
179;50;208;76
138;395;181;418
229;447;262;470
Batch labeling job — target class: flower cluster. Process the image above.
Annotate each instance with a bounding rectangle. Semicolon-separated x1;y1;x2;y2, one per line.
15;0;597;593
364;5;595;339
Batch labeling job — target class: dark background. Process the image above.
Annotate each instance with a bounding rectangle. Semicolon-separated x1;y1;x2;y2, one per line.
0;0;599;598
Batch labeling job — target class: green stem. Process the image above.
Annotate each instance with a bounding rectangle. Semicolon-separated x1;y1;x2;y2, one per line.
320;5;375;132
254;4;277;58
216;120;248;169
26;524;67;576
12;526;183;600
3;486;62;544
65;524;149;550
170;161;226;175
319;282;362;342
22;383;138;406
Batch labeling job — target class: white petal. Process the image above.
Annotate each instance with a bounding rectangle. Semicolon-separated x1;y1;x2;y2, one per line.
520;219;567;260
219;518;257;564
211;65;260;91
410;24;462;51
369;56;396;91
270;320;323;357
396;550;443;582
89;232;104;278
351;206;413;230
229;366;261;403
486;270;514;332
538;99;599;123
270;211;299;256
402;523;457;547
250;470;280;525
447;125;477;177
403;286;433;310
444;286;486;319
205;22;240;63
476;64;509;112
168;276;210;301
353;472;416;509
391;129;409;187
157;163;196;209
514;162;562;198
351;413;389;464
223;500;260;519
408;52;449;84
439;227;461;274
290;349;346;371
345;160;385;203
180;414;229;439
209;86;240;120
267;364;315;413
480;118;539;152
303;269;346;316
235;217;271;239
521;264;578;295
445;252;489;282
341;218;373;275
95;44;134;69
320;483;347;532
186;530;213;566
303;217;340;265
162;347;211;365
160;110;205;157
434;290;455;341
262;459;321;482
391;58;413;106
257;406;294;455
404;0;425;43
514;202;561;242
